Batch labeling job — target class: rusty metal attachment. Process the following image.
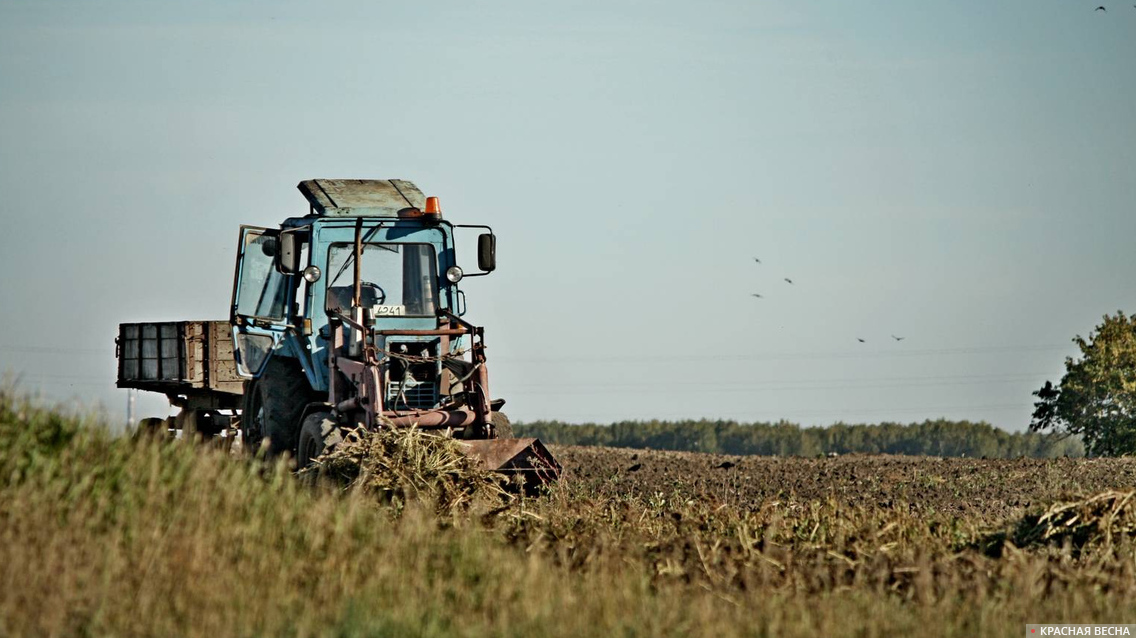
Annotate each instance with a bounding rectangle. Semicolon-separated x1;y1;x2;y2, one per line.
460;437;562;488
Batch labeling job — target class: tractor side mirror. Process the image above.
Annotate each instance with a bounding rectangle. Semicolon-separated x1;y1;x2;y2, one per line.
277;231;301;274
477;234;496;272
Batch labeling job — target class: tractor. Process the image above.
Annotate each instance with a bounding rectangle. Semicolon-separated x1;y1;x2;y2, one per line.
117;179;558;484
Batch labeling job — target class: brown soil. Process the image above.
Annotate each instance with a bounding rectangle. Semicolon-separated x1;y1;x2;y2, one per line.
551;445;1136;522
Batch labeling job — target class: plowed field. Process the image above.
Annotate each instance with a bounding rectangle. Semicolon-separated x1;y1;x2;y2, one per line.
553;445;1136;521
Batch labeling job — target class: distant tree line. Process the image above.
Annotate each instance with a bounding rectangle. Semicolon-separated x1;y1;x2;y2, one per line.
514;419;1085;458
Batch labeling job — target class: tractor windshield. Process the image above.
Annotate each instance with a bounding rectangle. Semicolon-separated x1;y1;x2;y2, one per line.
325;243;439;318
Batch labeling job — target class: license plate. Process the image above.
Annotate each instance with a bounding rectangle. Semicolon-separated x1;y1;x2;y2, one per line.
372;305;406;316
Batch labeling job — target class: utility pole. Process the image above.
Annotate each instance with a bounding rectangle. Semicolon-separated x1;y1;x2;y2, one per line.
126;388;136;431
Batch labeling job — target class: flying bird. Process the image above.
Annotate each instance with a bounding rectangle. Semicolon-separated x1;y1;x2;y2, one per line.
857;338;866;343
891;335;905;341
784;278;793;284
751;293;764;299
1096;5;1106;10
753;257;762;264
715;461;736;470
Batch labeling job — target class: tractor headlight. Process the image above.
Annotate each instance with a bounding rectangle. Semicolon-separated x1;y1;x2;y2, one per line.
302;265;322;283
445;266;464;283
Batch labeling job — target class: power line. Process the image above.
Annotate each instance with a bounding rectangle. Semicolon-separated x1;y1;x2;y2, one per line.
506;367;1045;392
0;344;113;356
506;379;1046;397
1;342;1074;363
523;402;1036;423
6;370;115;381
13;379;115;388
495;343;1073;365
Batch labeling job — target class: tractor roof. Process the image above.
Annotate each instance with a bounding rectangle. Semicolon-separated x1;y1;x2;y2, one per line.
297;179;426;217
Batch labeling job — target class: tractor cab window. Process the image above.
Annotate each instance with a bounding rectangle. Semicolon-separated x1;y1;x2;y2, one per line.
235;232;288;320
325;243;438;318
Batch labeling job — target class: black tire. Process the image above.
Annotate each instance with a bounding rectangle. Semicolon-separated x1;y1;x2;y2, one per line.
490;412;513;439
134;417;169;439
296;411;342;470
241;357;312;457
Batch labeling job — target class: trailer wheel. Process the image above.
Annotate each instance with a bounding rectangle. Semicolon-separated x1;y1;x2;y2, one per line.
241;358;311;458
296;411;342;470
134;417;169;439
490;412;513;439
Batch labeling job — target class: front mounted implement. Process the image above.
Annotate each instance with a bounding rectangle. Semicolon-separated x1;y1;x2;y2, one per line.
461;437;561;488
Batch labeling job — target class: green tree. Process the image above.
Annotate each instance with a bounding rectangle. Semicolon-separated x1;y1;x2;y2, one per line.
1030;311;1136;456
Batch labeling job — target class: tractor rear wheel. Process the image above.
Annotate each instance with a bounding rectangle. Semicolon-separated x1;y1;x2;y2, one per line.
296;411;342;470
241;358;311;458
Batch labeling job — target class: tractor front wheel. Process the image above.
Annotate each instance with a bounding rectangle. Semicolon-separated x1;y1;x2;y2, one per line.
296;411;343;470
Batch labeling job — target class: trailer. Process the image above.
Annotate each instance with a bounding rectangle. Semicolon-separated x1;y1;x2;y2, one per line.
116;320;243;436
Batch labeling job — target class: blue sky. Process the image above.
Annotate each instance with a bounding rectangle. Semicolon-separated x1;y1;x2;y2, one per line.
1;0;1134;429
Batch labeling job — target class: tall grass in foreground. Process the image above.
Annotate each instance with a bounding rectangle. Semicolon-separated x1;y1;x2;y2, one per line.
2;389;1136;638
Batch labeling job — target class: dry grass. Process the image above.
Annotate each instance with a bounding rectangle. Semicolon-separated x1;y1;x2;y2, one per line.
3;388;1136;637
302;425;510;517
984;489;1136;556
